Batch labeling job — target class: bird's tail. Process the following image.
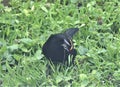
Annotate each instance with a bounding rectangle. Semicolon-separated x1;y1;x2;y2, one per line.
64;28;79;39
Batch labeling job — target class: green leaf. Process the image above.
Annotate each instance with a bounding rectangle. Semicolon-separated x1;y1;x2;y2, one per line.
78;46;88;55
2;65;7;71
34;50;43;60
7;44;19;52
20;38;33;44
70;0;78;3
41;6;48;13
21;47;31;52
56;75;63;83
79;74;87;81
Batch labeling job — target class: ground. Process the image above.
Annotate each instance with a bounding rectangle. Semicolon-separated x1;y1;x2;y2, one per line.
0;0;120;86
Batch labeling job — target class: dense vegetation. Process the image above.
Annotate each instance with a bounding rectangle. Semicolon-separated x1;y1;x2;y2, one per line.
0;0;120;86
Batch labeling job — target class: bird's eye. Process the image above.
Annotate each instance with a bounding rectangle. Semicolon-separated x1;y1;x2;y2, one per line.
61;44;69;51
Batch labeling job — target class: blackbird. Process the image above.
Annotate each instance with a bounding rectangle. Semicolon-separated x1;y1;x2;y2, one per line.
42;28;79;64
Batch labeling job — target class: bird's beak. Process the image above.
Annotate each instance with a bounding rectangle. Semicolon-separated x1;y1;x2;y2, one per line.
64;39;70;46
62;39;73;51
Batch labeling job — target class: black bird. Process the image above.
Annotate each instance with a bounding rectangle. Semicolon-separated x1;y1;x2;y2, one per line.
42;28;79;64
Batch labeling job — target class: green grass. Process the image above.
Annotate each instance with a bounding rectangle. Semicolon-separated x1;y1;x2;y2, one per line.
0;0;120;86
